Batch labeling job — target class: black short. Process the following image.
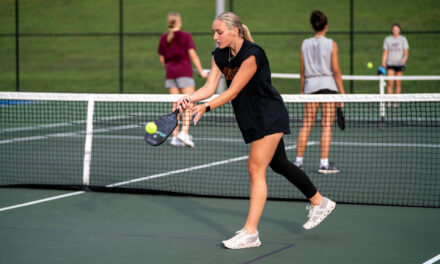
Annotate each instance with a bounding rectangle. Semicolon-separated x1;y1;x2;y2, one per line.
312;89;338;95
387;65;406;72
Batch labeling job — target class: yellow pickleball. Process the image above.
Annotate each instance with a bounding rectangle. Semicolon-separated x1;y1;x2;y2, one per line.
145;122;157;134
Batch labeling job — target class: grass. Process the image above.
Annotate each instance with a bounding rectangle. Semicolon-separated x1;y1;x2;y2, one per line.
0;0;439;93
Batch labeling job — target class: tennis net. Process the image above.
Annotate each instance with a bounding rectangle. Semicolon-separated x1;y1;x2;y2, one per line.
270;73;440;94
1;92;439;207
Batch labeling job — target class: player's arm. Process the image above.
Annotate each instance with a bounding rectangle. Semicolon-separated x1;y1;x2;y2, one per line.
192;55;257;125
300;50;305;94
402;49;409;65
176;56;222;109
331;41;344;108
331;41;344;95
188;49;208;78
382;49;388;68
159;55;166;68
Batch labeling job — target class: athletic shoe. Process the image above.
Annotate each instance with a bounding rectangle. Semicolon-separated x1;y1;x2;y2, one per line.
387;102;392;108
393;102;399;108
170;137;185;147
293;161;303;169
303;197;336;230
222;229;261;249
177;132;195;148
318;163;339;174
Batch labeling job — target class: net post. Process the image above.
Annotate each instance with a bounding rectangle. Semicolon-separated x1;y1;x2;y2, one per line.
82;99;95;186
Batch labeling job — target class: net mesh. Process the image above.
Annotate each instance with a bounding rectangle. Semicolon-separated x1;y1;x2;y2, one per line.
1;92;439;207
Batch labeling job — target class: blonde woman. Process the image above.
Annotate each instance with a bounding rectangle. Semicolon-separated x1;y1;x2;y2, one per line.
176;12;335;249
158;12;208;147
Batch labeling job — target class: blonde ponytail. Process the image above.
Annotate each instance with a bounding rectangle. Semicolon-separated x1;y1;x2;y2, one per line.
241;24;254;43
166;12;180;43
215;12;254;43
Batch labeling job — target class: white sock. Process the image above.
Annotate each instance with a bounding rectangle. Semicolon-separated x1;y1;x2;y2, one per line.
295;157;303;165
320;159;329;167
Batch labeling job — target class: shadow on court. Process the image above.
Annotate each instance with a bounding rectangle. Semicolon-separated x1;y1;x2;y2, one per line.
0;188;439;264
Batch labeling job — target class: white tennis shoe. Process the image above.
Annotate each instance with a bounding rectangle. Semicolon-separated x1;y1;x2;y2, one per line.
177;132;195;148
303;197;336;230
170;137;185;147
318;163;339;174
222;229;261;249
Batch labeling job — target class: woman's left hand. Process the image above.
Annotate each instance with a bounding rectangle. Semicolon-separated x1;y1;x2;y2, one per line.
401;57;407;65
191;104;206;126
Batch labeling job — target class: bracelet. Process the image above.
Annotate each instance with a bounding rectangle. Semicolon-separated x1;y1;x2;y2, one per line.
204;103;211;112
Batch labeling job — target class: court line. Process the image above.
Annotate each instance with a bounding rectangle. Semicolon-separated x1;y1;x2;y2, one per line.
106;143;303;188
105;155;250;187
0;124;139;144
0;113;147;134
0;191;85;212
423;254;440;264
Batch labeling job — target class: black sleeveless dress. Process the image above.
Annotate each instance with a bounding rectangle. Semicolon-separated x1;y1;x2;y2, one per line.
212;40;290;143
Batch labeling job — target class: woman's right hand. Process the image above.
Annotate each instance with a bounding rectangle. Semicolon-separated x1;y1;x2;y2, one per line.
199;71;209;79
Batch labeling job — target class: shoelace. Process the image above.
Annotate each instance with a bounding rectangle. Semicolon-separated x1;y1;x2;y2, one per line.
235;229;246;236
306;205;315;217
227;229;246;243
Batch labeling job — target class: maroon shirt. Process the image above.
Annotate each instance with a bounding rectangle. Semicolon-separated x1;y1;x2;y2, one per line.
158;31;196;79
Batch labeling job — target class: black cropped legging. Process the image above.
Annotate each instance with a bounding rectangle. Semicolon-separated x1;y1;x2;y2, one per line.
269;138;318;199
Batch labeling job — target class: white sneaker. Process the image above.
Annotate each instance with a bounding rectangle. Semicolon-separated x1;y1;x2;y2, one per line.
318;163;339;174
177;132;195;148
293;161;302;169
222;229;261;249
303;197;336;230
170;137;185;147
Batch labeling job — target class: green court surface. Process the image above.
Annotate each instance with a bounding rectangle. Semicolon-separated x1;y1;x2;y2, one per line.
0;188;439;264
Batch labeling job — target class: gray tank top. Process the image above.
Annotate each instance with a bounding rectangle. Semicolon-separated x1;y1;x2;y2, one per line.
301;36;338;94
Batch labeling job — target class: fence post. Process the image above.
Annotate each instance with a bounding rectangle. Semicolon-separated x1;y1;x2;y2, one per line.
119;0;123;93
349;0;354;93
216;0;226;94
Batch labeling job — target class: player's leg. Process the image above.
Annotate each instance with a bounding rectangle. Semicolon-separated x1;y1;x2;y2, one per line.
394;70;403;107
386;68;396;107
169;85;185;147
270;138;318;199
245;133;283;233
269;138;336;230
180;86;195;134
318;102;339;174
395;71;403;94
295;102;319;167
222;133;283;249
387;68;396;94
176;78;196;147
